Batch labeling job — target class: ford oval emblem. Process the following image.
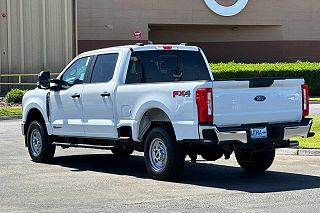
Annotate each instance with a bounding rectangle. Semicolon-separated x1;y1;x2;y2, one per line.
254;95;266;102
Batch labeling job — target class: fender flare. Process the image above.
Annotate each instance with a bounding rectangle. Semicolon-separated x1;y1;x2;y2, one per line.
131;101;174;141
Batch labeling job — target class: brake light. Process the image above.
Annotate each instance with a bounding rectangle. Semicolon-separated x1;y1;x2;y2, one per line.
163;46;172;50
196;88;213;124
302;84;309;117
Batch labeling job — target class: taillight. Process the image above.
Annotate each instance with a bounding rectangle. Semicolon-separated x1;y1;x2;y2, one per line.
196;88;213;124
302;84;309;117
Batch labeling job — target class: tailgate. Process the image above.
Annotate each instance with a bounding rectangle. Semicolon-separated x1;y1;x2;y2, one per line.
212;78;304;127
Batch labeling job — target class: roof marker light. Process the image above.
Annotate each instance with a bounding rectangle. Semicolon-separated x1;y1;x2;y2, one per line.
163;46;173;50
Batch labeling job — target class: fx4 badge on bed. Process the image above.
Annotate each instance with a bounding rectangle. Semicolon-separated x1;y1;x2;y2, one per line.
173;90;191;98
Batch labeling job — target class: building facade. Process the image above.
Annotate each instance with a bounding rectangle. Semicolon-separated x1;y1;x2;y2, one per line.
77;0;320;63
1;0;320;93
0;0;75;93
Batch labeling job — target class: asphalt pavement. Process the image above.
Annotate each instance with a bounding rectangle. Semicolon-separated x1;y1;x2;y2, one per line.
310;104;320;116
1;119;320;212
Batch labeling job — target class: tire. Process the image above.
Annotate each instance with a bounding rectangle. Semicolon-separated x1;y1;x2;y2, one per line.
27;120;56;163
144;126;185;180
235;149;275;173
111;147;134;158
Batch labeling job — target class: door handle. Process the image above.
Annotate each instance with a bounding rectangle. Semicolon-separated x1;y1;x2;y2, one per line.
72;93;81;98
101;92;111;97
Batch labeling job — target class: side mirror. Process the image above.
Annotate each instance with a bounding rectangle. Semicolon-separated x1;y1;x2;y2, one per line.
37;71;50;89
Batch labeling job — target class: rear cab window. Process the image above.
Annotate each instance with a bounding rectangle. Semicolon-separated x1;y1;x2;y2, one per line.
125;50;211;84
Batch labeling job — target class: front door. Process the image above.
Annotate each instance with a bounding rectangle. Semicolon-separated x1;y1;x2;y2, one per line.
82;53;119;138
50;56;91;137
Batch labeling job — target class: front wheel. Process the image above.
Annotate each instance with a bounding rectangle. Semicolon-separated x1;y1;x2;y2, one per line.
235;149;275;173
144;126;185;180
27;120;56;163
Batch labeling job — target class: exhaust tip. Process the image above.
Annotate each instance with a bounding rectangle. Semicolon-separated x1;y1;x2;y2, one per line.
290;141;299;147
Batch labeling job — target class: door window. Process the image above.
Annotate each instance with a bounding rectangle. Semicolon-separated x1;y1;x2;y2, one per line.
61;57;91;88
91;54;119;83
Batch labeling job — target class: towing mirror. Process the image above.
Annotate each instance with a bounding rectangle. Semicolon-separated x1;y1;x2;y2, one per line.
37;71;50;89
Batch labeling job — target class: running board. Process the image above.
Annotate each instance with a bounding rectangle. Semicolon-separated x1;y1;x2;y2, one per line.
52;142;114;150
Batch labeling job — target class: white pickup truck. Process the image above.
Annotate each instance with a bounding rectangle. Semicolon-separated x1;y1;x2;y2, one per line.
22;44;314;180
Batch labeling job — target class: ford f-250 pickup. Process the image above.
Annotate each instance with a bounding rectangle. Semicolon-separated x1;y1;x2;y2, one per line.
22;44;314;180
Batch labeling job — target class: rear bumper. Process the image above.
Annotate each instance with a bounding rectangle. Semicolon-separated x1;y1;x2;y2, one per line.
199;118;313;146
283;119;313;140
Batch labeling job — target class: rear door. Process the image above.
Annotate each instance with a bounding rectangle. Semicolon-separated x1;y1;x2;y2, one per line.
81;53;119;138
212;78;304;127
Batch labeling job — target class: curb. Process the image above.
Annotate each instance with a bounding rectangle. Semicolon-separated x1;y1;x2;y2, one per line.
277;148;320;156
0;115;22;121
310;101;320;105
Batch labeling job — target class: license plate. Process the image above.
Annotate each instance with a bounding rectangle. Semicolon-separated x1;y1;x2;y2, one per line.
250;127;267;139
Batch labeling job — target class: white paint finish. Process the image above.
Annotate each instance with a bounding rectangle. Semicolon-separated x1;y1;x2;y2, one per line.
81;81;117;138
116;81;212;141
203;0;249;17
46;48;126;139
120;105;132;118
212;80;303;127
50;85;85;137
22;88;53;135
80;49;125;138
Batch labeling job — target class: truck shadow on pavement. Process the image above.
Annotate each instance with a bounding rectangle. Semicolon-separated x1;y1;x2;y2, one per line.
51;153;320;193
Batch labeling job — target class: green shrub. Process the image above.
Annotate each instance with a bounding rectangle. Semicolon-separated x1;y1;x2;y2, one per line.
210;62;320;96
5;89;28;104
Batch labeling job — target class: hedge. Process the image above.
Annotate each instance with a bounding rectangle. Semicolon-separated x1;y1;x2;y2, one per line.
6;89;28;104
210;62;320;96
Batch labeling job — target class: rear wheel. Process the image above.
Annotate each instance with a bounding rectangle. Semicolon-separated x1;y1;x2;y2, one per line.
235;149;275;173
144;126;185;180
27;120;56;163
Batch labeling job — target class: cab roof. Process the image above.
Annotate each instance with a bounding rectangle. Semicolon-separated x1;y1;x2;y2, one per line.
78;44;200;58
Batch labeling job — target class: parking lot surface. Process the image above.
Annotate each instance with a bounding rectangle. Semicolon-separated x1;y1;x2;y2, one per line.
1;119;320;212
310;104;320;116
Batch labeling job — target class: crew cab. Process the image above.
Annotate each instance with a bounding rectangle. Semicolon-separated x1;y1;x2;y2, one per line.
22;44;314;180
